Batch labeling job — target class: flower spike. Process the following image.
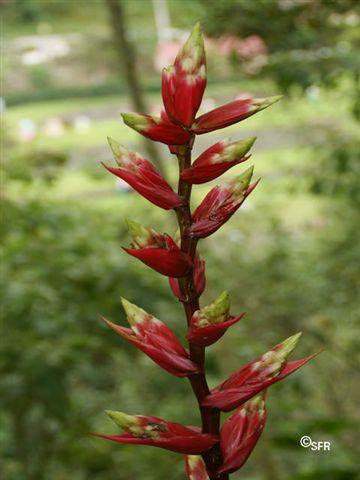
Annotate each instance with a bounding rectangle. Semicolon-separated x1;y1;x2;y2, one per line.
192;96;282;134
93;411;218;455
190;166;258;238
121;112;191;145
104;138;183;210
185;455;210;480
124;220;193;277
202;333;320;411
97;22;317;478
181;137;256;184
103;298;200;377
187;291;245;346
162;23;206;127
217;394;267;475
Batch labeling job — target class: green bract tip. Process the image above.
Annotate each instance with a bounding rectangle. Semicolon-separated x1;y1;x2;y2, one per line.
121;298;148;326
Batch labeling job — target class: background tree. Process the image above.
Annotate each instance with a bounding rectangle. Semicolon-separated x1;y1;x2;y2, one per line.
200;0;360;115
104;0;164;173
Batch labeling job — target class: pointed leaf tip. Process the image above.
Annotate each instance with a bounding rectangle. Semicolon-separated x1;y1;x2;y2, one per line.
188;21;202;43
231;165;254;191
106;410;135;429
269;94;283;103
227;136;256;159
177;21;205;72
198;290;230;325
247;136;257;147
255;95;283;110
107;136;127;159
245;164;255;176
105;411;149;437
218;290;230;303
121;297;148;326
121;112;149;131
126;218;148;238
125;218;139;230
259;332;303;372
281;332;302;353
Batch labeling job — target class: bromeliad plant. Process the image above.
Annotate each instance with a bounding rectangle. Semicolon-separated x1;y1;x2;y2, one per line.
95;24;318;479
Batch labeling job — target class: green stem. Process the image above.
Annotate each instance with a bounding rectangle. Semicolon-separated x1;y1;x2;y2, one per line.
175;144;228;480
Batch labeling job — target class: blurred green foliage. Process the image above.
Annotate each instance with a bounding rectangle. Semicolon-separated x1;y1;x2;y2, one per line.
2;1;360;479
201;0;360;93
4;0;360;113
5;148;68;183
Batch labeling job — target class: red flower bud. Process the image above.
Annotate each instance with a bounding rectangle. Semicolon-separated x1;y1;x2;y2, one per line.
94;411;218;455
169;255;206;301
121;112;191;145
104;138;183;210
104;298;200;377
124;220;193;277
217;395;267;475
162;23;206;127
187;291;245;347
202;333;319;411
185;455;209;479
181;137;256;184
192;96;282;134
190;166;258;238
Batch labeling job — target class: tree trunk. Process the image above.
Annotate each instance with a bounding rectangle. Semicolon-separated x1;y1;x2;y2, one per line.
104;0;164;174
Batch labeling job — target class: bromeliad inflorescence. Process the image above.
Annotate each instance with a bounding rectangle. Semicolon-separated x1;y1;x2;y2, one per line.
95;23;318;480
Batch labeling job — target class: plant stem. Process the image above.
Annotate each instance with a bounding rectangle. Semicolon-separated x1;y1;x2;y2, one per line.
175;144;228;480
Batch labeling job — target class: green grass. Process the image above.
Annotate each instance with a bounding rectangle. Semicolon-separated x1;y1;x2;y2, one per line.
6;142;324;237
5;82;356;236
5;95;127;123
6;81;355;155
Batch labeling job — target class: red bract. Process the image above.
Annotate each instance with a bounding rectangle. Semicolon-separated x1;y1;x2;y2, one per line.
202;333;319;411
104;298;199;377
169;254;206;301
124;220;193;277
187;291;245;347
217;395;267;475
185;455;210;480
190;166;258;238
162;23;206;127
94;411;218;455
104;137;183;210
181;137;255;184
192;96;282;134
121;111;191;145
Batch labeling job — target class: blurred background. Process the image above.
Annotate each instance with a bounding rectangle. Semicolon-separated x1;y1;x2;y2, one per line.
1;0;359;479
